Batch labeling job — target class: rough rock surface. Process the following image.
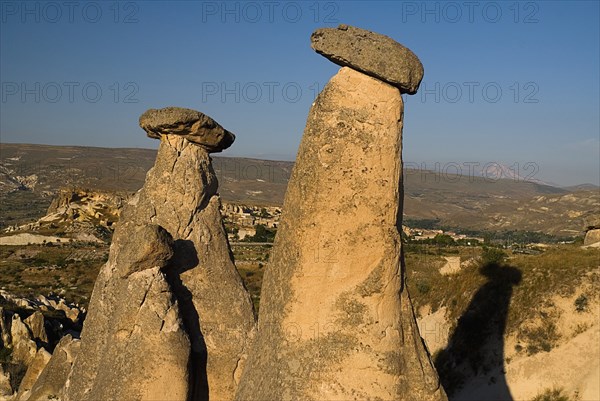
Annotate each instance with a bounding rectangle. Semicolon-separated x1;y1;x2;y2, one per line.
235;67;446;401
62;224;190;401
584;229;600;246
15;348;52;401
24;312;47;345
0;364;13;398
20;335;79;401
0;307;11;348
53;302;80;325
10;315;37;366
311;24;424;94
584;215;600;231
61;109;256;401
140;106;235;152
439;256;462;276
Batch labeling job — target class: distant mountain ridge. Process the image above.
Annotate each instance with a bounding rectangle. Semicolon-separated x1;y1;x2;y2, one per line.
1;143;598;236
564;183;600;192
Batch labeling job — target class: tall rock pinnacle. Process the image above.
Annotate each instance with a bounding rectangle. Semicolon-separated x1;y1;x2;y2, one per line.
62;107;256;401
235;26;446;400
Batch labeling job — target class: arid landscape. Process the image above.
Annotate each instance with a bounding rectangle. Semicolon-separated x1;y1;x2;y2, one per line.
1;4;599;401
1;140;599;401
1;143;597;237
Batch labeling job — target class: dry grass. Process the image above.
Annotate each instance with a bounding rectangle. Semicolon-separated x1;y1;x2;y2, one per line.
406;244;599;340
0;243;108;306
232;244;270;312
406;243;598;395
529;387;572;401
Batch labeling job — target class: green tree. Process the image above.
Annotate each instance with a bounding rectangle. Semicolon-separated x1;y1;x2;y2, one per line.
432;234;455;246
249;224;276;243
481;246;507;265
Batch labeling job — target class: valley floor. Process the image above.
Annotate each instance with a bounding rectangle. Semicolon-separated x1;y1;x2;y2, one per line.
1;236;598;401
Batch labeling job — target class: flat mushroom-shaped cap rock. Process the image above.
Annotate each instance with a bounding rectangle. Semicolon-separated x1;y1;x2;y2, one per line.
311;24;424;95
139;106;235;152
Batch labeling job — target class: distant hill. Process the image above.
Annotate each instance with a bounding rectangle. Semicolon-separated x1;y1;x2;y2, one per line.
564;183;600;192
1;143;597;236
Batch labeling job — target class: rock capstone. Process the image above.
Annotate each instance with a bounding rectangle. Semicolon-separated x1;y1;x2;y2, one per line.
139;106;236;152
311;24;424;94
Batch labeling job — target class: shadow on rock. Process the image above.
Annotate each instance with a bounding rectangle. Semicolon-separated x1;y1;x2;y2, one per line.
435;263;522;400
165;239;209;401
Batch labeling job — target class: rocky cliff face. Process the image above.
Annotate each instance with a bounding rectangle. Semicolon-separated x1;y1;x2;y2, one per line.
235;26;446;401
0;291;84;401
4;188;127;243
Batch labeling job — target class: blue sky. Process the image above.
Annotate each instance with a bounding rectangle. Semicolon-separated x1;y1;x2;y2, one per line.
1;0;598;186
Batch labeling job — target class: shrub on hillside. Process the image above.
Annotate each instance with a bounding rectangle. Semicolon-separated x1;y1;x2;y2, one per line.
574;294;588;312
246;224;276;243
530;387;571;401
481;246;507;265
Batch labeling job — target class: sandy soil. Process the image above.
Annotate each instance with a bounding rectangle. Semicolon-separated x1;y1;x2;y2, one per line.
419;290;600;401
439;256;462;275
454;325;599;401
0;233;65;246
417;305;451;355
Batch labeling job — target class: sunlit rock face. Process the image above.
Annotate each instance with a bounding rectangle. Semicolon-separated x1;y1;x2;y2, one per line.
236;65;446;401
61;107;256;401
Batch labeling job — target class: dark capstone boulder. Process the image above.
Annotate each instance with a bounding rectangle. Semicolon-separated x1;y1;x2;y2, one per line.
311;24;424;94
139;106;235;152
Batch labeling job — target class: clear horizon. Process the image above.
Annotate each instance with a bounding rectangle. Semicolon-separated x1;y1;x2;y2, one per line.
1;140;597;190
1;1;599;186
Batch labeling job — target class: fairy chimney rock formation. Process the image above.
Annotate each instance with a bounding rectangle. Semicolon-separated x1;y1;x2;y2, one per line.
59;107;255;401
235;26;445;401
311;24;424;94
